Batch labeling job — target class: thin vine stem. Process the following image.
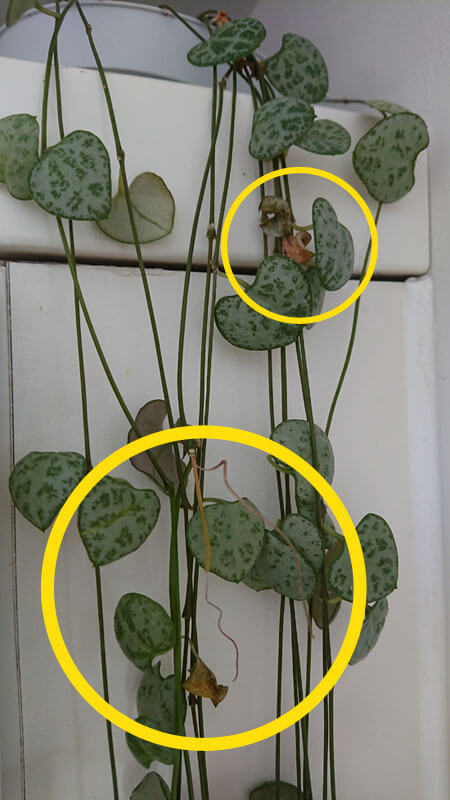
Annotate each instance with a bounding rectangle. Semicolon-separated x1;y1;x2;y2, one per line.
289;599;303;799
275;595;285;800
325;202;382;435
169;492;183;800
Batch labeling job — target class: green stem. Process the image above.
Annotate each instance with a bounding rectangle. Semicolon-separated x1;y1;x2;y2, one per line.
268;352;285;517
169;493;183;800
280;346;292;515
41;0;77;154
275;596;285;800
289;600;303;799
35;1;59;17
325;202;382;435
159;4;207;41
95;567;120;800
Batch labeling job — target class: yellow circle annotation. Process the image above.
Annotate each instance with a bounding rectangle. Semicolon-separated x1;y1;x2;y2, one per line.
220;167;378;325
41;425;366;752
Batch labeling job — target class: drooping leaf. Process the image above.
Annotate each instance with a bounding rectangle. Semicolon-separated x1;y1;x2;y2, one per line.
9;451;86;531
244;514;323;600
130;772;171;800
249;781;301;800
187;17;266;66
137;664;186;731
299;119;351;155
126;715;176;768
128;399;178;488
249;97;315;161
352;112;429;203
183;657;228;706
0;114;39;199
312;197;354;291
366;99;409;115
29;130;111;220
328;513;398;603
215;254;312;351
6;0;35;27
187;499;265;583
350;597;389;664
265;33;328;103
77;475;160;567
114;593;175;670
271;419;334;507
97;172;174;244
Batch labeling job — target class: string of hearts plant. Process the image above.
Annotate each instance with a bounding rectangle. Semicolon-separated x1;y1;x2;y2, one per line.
5;4;429;800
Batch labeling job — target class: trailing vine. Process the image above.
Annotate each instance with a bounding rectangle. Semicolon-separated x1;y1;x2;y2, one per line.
5;4;429;800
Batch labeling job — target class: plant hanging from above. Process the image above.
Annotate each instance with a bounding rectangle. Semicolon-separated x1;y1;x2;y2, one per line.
5;3;428;800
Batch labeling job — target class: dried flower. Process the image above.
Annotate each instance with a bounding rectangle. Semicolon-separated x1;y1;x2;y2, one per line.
282;231;314;264
259;195;294;238
212;11;229;27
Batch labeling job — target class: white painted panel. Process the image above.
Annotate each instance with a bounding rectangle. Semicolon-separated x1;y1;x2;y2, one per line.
3;261;447;799
0;56;429;276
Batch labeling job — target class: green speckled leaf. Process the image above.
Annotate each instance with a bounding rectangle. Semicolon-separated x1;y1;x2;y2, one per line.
6;0;34;26
126;715;176;768
328;513;398;603
215;254;312;351
249;97;315;160
188;17;266;67
265;33;328;103
350;597;389;664
299;119;351;155
366;99;409;115
311;541;343;629
78;475;160;567
353;113;429;203
187;499;265;582
9;451;86;531
131;772;171;800
114;593;175;670
128;399;178;488
312;197;354;291
249;781;301;800
244;514;322;600
97;172;174;244
271;419;334;507
29;130;111;220
0;114;39;200
305;266;325;329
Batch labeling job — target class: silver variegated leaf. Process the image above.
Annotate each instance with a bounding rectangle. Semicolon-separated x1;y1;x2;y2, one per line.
366;99;409;115
187;499;265;583
214;254;312;351
114;593;175;670
77;475;160;566
271;419;334;507
0;114;39;200
29;130;111;220
9;451;86;531
328;513;398;603
249;97;315;160
299;119;351;155
97;172;174;244
353;112;429;203
312;197;354;291
265;33;328;103
131;772;171;800
350;597;389;664
188;17;266;66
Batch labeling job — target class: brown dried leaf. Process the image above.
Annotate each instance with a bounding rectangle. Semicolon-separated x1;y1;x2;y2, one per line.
259;195;294;238
282;231;314;264
128;399;178;487
183;658;228;707
212;10;229;27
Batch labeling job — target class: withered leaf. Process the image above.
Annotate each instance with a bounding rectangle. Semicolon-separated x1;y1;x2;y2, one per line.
183;658;228;707
128;399;178;488
282;231;314;265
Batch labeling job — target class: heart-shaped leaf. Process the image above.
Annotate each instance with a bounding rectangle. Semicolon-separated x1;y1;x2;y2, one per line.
271;419;334;507
131;772;171;800
114;593;175;670
77;475;160;567
9;451;86;531
97;172;174;244
128;399;178;488
328;513;398;603
215;254;312;351
244;514;323;600
188;17;266;66
265;33;328;103
366;99;409;115
187;499;265;582
249;781;301;800
126;715;176;768
249;98;315;161
350;597;389;664
6;0;35;26
298;119;351;155
353;112;429;203
312;197;354;291
29;130;111;220
305;267;325;329
0;114;39;200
